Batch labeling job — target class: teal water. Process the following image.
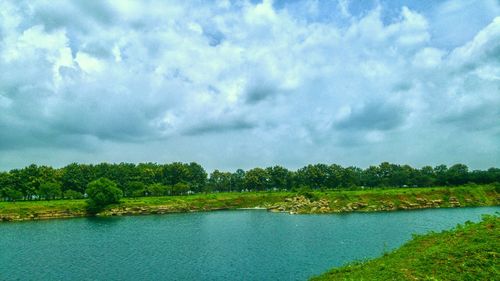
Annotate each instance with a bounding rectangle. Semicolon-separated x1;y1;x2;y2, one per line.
0;207;498;281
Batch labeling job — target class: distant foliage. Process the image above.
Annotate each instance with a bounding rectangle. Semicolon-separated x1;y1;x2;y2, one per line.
0;161;499;201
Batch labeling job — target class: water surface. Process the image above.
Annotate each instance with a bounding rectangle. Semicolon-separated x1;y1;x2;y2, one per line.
0;207;498;280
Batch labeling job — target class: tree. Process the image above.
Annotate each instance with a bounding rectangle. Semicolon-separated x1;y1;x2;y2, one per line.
447;164;469;185
147;183;168;196
341;166;362;188
296;164;331;189
162;162;190;186
244;168;269;191
124;181;146;197
230;169;246;192
362;166;381;187
327;164;343;189
2;188;23;202
266;166;293;190
61;163;95;194
186;162;207;192
63;190;84;199
434;165;448;186
415;166;435;187
208;170;231;192
85;178;123;212
172;182;190;195
39;182;62;200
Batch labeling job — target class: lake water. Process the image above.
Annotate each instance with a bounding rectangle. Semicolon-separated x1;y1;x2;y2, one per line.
0;207;498;281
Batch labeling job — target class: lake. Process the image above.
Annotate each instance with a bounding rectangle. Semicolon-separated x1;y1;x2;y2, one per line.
0;207;498;280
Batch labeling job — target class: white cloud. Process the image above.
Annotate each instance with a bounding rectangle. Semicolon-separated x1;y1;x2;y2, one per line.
75;52;104;73
412;47;445;68
0;0;499;170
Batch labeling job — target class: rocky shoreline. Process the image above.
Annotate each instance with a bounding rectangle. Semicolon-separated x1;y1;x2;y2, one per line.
1;193;496;222
266;195;486;214
0;210;87;222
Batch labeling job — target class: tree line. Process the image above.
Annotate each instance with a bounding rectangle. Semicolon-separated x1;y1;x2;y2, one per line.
0;162;499;201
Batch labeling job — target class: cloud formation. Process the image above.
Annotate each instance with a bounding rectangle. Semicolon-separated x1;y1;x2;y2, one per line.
0;0;499;170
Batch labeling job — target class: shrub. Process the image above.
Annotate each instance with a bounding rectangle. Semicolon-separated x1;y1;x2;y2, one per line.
85;178;122;212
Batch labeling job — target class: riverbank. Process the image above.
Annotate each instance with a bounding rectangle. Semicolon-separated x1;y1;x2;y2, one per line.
0;185;498;222
311;214;499;280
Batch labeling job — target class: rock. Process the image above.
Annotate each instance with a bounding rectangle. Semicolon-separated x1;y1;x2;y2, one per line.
357;202;368;208
319;207;330;213
416;197;427;203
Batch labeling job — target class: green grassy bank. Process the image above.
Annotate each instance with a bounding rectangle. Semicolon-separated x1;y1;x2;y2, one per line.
311;214;499;281
0;184;498;222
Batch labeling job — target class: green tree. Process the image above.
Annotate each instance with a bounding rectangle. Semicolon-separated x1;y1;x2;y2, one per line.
415;166;435;187
362;166;381;187
63;190;84;199
186;162;207;192
296;164;331;189
137;163;162;185
208;170;231;192
230;169;246;192
124;181;146;197
266;166;293;190
162;162;190;186
172;182;190;195
447;164;469;185
147;183;168;196
85;178;122;212
39;182;62;200
61;163;95;194
244;168;269;191
341;166;363;188
434;165;448;186
2;188;23;202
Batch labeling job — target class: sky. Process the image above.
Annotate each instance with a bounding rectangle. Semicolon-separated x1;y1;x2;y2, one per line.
0;0;499;172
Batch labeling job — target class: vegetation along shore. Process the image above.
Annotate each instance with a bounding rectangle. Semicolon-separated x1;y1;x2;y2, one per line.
311;214;500;281
0;184;498;222
0;161;498;221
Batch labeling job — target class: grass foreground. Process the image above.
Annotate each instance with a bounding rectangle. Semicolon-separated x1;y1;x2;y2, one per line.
311;214;499;281
0;184;498;222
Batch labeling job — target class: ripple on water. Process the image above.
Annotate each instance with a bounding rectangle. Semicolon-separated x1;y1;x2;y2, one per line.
0;206;498;281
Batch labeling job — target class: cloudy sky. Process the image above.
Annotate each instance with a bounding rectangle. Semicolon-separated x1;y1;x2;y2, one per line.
0;0;499;171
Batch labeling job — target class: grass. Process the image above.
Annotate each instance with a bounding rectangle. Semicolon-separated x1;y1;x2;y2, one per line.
310;214;499;281
0;199;87;216
0;184;498;221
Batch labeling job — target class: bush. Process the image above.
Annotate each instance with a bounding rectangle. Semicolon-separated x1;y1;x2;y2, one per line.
85;178;123;212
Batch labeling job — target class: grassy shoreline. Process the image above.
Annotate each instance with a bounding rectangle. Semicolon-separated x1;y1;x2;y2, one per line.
0;185;498;222
311;214;500;280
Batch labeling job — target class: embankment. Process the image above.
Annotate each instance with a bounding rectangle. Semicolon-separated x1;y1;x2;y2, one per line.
0;185;498;222
311;214;499;280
